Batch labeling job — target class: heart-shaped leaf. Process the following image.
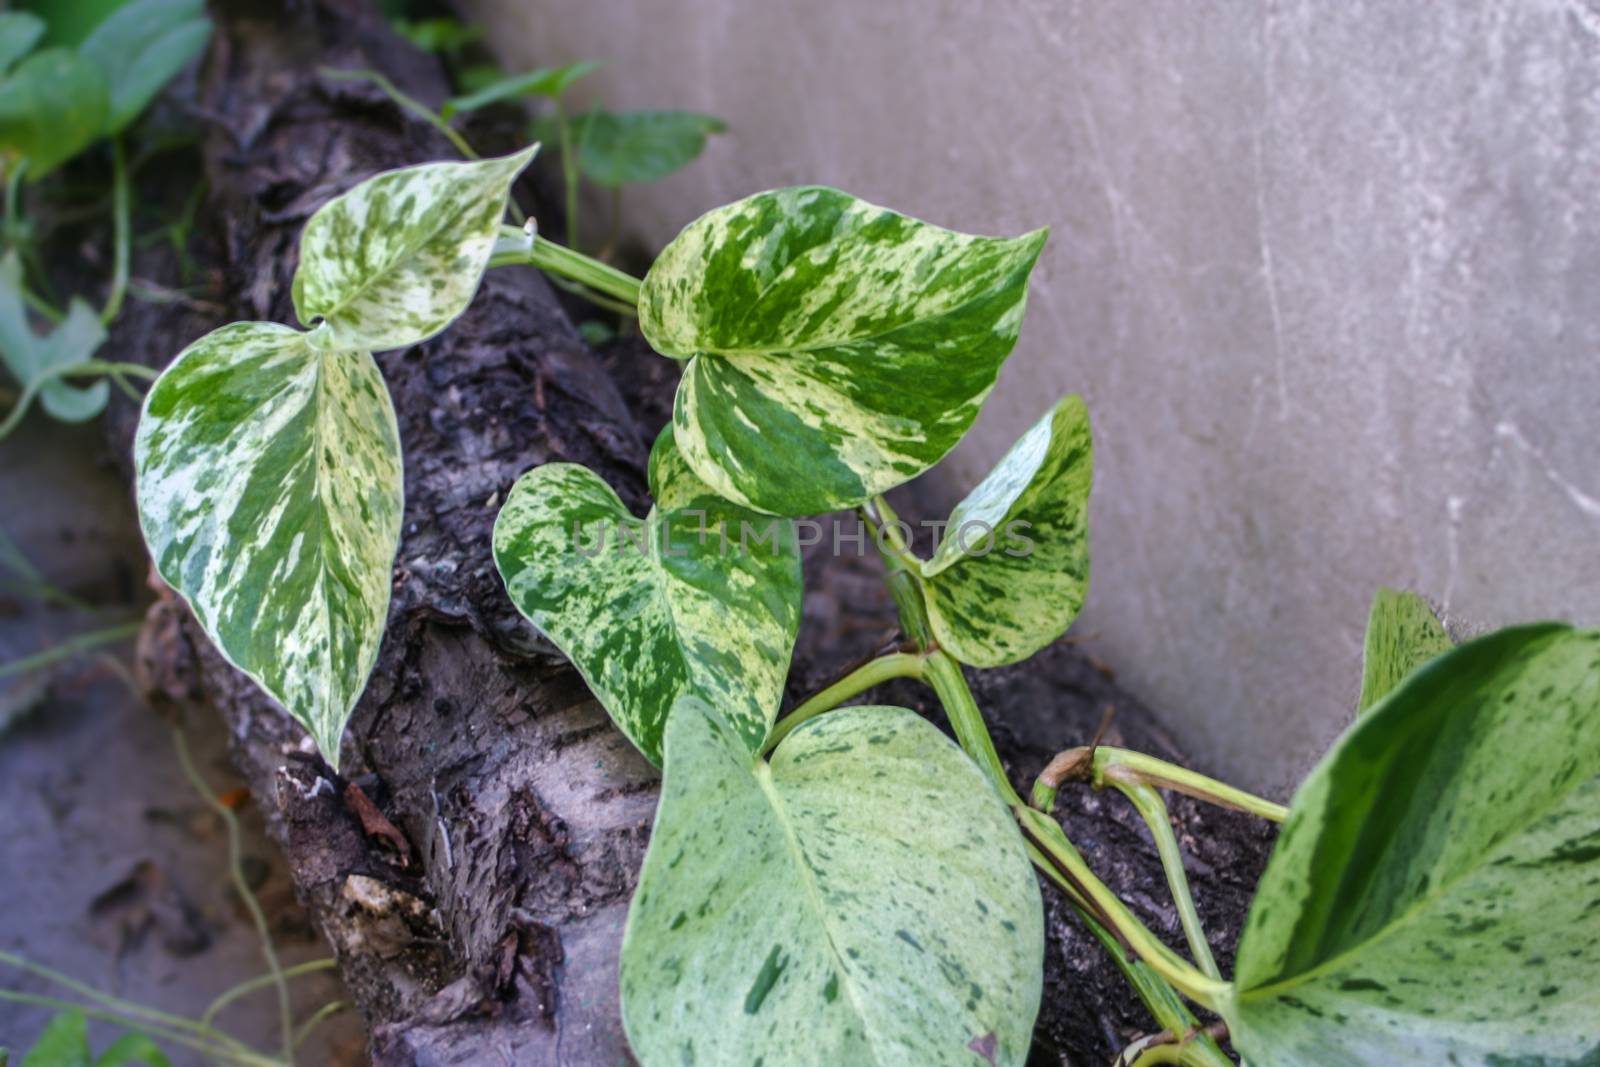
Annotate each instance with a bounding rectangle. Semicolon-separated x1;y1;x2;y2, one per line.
135;322;404;766
569;108;725;187
441;60;601;117
19;1011;90;1067
492;435;801;764
621;697;1044;1067
1357;586;1452;714
639;186;1047;516
0;252;108;423
0;13;45;76
0;47;108;179
919;394;1091;667
80;0;212;136
1225;623;1600;1066
292;144;537;353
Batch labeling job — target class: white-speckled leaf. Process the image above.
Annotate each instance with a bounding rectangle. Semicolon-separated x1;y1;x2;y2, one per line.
292;145;537;352
492;439;801;764
621;697;1043;1067
134;322;403;766
1226;623;1600;1066
1358;586;1453;715
639;186;1047;516
919;395;1091;667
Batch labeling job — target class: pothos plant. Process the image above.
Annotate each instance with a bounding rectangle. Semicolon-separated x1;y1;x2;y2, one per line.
131;142;1600;1067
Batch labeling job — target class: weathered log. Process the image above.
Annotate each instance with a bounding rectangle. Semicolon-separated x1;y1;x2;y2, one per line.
107;2;1276;1062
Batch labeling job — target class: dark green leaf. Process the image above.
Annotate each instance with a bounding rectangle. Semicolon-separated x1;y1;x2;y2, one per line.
1226;623;1600;1065
0;13;45;76
0;47;108;178
571;108;725;187
441;61;602;118
621;697;1044;1067
79;0;212;135
1357;586;1453;714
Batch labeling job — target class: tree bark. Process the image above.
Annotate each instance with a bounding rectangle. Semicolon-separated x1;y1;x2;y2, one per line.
108;2;1276;1063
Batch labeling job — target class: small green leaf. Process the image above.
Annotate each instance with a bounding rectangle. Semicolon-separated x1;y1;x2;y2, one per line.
492;433;801;763
0;252;108;423
640;186;1047;515
20;1012;90;1067
291;145;538;353
569;108;725;187
1357;586;1452;714
79;0;211;136
0;47;108;178
134;322;404;766
920;394;1091;667
92;1033;169;1067
389;16;483;55
0;13;45;76
621;697;1044;1067
1226;623;1600;1066
441;61;602;118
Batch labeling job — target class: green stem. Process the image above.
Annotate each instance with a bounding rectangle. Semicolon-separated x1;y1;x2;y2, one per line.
924;651;1022;808
492;226;643;307
0;620;142;681
555;103;580;249
0;951;249;1053
101;136;129;325
1017;805;1231;1012
173;729;295;1066
319;67;480;162
200;959;338;1032
763;652;925;755
1113;781;1220;979
291;1000;349;1050
1037;745;1287;823
0;991;278;1067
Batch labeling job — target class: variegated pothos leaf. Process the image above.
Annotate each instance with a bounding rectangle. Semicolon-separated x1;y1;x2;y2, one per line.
639;186;1047;516
491;437;801;764
293;145;537;352
919;395;1091;667
1226;623;1600;1066
620;697;1044;1067
1357;586;1453;714
134;322;403;766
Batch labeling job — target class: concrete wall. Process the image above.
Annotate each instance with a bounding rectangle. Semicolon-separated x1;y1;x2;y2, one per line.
467;0;1600;796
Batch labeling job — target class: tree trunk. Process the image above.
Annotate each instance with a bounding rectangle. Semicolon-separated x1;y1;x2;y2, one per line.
108;2;1276;1063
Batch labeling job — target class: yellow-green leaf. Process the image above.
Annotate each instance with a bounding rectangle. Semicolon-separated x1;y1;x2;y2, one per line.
1357;586;1453;714
492;433;801;764
134;322;403;766
640;186;1047;516
621;697;1044;1067
920;395;1091;667
292;145;537;353
1227;623;1600;1066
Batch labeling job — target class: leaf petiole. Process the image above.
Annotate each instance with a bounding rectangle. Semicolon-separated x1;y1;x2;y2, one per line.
1111;780;1220;979
101;136;129;325
491;224;642;307
762;651;925;755
1033;745;1288;823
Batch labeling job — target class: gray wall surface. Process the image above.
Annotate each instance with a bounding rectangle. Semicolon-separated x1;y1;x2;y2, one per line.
467;0;1600;796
